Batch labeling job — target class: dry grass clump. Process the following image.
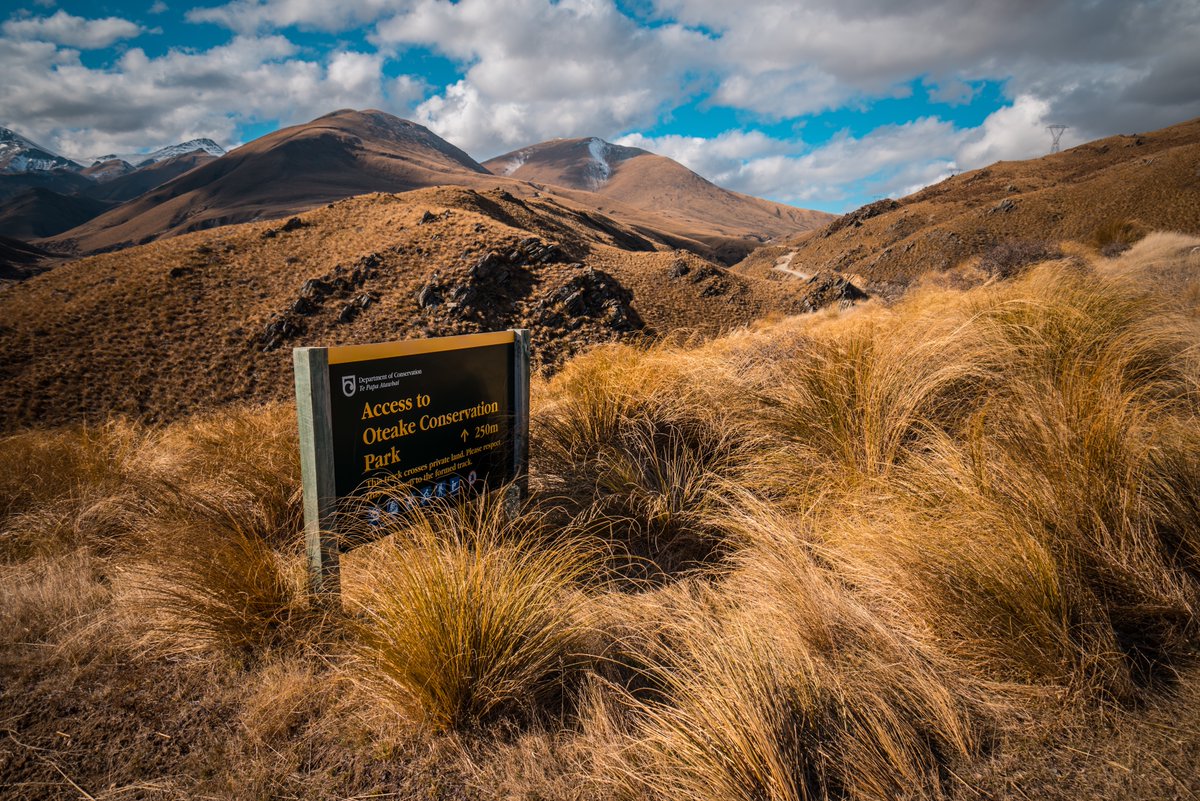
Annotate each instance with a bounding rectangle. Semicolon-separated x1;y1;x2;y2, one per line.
978;239;1063;279
346;491;602;732
1089;218;1147;256
0;420;143;560
614;558;982;801
126;507;311;659
532;341;776;576
761;323;991;493
147;402;303;550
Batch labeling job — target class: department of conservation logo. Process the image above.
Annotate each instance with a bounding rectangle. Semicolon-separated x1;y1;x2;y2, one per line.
341;375;356;397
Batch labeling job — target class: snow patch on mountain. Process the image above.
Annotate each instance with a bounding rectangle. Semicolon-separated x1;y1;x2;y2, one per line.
585;137;612;189
496;148;531;176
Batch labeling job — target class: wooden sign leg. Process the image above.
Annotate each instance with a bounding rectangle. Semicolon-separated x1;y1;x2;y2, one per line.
508;329;531;515
294;347;342;606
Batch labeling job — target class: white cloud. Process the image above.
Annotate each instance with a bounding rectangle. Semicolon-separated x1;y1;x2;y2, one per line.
3;10;145;49
187;0;402;33
957;94;1055;168
149;1;168;14
650;0;1200;140
371;0;708;157
0;35;415;158
619;97;1074;211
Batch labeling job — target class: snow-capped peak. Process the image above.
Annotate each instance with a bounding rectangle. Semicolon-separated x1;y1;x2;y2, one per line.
92;138;226;168
0;127;82;173
145;138;226;163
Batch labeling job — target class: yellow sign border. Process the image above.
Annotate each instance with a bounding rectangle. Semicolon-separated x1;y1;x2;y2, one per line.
326;330;516;365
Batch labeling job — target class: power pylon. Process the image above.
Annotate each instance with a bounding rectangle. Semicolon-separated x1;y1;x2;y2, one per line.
1047;124;1068;154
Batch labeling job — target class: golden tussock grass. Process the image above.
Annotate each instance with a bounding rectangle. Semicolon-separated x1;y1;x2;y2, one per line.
344;491;605;732
3;233;1200;799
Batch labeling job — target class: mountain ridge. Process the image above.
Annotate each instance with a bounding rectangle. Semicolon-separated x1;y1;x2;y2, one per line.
39;110;830;263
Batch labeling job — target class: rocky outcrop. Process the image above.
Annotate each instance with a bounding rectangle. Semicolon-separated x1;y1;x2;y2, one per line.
259;253;382;351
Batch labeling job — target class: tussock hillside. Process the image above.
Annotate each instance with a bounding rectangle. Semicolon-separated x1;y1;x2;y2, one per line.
0;185;847;433
2;234;1200;800
737;116;1200;297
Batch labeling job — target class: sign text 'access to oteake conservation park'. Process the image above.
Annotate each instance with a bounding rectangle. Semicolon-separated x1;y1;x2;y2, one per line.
294;329;530;594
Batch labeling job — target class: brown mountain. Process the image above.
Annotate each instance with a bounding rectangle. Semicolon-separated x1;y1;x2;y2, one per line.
485;137;832;263
43;109;493;254
0;235;60;282
81;158;136;182
83;150;221;204
0;188;115;239
736;116;1200;296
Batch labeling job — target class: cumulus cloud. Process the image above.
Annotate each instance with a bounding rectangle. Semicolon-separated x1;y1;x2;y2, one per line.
622;116;964;208
3;10;145;49
0;34;416;158
957;94;1055;167
371;0;708;156
649;0;1200;136
620;96;1070;211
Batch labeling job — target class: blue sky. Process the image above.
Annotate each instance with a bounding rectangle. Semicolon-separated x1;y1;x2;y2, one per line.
2;0;1199;213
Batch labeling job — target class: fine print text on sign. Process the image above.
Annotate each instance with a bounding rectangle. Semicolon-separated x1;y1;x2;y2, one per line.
294;330;530;597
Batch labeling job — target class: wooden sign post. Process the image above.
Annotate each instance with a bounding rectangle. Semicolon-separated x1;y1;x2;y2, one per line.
293;330;530;600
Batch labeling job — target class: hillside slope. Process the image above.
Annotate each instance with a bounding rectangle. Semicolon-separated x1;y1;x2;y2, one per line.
736;116;1200;294
0;189;114;239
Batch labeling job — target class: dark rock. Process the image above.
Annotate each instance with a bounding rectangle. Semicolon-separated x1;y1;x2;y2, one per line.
280;216;306;232
990;198;1016;214
668;260;691;278
290;296;318;315
822;198;900;237
417;281;443;308
260;315;303;351
541;267;644;332
418;210;437;224
299;278;332;300
803;273;869;311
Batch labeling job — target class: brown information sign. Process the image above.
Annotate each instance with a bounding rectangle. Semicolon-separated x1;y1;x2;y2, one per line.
294;330;530;597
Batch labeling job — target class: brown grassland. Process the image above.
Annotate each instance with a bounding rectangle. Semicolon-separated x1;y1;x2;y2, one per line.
3;232;1200;799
